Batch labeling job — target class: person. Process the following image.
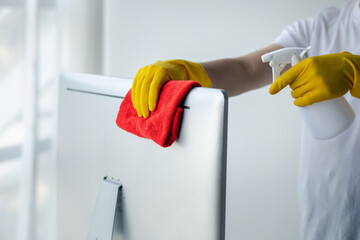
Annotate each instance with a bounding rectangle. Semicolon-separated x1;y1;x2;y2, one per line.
131;0;360;239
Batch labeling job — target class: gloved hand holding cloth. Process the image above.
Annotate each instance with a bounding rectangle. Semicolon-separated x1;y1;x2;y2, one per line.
117;59;212;147
131;59;212;118
269;52;360;106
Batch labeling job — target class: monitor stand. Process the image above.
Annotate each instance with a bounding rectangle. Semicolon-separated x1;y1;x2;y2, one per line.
87;176;122;240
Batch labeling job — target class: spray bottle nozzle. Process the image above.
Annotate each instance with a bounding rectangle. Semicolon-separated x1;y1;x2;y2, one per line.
261;46;311;81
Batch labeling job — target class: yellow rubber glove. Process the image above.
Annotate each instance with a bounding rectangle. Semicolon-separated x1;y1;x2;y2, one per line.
269;52;360;107
131;59;212;118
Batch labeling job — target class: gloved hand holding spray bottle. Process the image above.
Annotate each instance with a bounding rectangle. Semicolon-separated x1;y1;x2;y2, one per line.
262;47;355;140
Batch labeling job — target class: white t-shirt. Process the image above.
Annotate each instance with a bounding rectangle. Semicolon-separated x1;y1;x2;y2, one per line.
275;1;360;239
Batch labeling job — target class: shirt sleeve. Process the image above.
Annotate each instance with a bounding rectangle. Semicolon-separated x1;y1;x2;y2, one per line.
274;16;315;48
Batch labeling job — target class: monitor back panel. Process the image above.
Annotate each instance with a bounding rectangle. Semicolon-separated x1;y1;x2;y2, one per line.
57;72;228;240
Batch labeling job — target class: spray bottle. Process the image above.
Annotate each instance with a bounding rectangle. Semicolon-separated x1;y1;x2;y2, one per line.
261;47;355;140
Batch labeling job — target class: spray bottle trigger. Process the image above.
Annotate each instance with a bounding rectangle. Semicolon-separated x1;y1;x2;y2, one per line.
271;66;281;82
270;61;287;82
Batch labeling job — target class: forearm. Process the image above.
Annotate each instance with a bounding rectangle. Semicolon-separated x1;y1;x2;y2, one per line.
201;44;282;97
201;57;263;96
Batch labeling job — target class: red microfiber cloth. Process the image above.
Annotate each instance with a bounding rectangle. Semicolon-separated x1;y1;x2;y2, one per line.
116;80;201;147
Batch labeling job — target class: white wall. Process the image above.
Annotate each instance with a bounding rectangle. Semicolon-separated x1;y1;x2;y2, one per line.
102;0;344;239
58;0;103;74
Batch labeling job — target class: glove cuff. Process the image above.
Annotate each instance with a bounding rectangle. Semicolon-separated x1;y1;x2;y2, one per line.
171;59;212;87
349;54;360;99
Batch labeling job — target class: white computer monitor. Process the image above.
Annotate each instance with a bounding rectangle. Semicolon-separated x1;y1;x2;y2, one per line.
57;72;228;240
